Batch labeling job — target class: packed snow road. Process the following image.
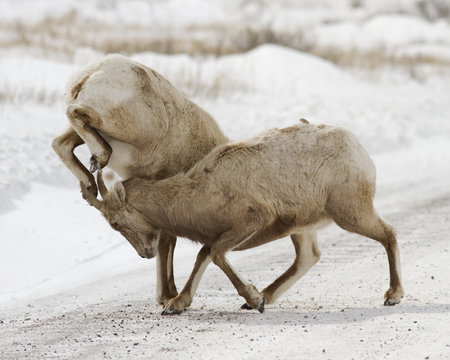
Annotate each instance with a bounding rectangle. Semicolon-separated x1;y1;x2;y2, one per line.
0;161;449;359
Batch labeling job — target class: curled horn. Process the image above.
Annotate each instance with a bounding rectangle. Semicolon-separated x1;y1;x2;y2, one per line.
80;181;104;211
97;168;109;200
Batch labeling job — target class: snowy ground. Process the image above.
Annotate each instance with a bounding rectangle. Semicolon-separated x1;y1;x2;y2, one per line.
1;1;450;359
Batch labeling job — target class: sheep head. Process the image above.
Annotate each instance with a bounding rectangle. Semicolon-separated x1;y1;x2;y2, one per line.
80;169;159;259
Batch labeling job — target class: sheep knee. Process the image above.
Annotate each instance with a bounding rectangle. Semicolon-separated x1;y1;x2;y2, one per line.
52;135;65;157
52;129;83;159
209;251;223;267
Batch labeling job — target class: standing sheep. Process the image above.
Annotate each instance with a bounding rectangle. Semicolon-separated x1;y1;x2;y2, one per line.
81;121;404;314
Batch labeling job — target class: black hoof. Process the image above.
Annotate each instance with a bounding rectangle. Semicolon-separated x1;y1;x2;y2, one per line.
240;303;252;310
240;297;266;313
80;182;97;199
258;297;266;313
384;299;398;306
90;156;99;173
161;308;183;316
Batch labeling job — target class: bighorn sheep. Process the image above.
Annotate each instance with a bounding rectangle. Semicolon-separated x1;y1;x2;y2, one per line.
52;54;228;306
81;120;404;314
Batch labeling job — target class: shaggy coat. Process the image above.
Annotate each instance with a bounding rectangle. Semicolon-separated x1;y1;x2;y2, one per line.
83;121;404;314
52;55;228;306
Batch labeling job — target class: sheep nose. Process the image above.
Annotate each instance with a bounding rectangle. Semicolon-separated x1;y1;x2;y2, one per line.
144;248;156;259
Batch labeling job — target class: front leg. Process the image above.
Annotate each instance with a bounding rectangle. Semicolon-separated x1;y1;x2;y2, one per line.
52;126;97;196
156;233;178;306
210;230;265;313
162;246;211;315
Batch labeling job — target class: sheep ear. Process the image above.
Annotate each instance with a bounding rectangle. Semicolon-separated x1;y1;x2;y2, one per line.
111;182;126;206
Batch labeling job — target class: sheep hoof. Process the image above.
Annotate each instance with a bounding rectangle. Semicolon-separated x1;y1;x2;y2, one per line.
383;296;402;306
240;297;266;313
161;308;183;316
257;297;266;313
81;182;98;198
240;303;252;310
383;299;397;306
383;287;404;306
90;155;99;173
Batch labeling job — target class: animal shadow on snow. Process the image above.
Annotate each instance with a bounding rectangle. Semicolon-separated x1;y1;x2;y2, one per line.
181;303;450;326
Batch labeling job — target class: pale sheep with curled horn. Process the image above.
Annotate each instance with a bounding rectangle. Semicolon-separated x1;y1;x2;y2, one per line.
52;54;228;306
82;120;404;314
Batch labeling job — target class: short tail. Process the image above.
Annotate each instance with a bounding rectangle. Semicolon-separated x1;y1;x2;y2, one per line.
299;118;309;124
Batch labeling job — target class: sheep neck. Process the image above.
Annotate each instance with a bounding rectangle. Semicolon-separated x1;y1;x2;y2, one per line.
124;175;197;232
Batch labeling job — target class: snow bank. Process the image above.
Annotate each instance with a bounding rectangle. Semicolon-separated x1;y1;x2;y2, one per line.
1;0;449;66
0;0;77;27
0;55;72;104
314;14;450;62
134;44;357;98
134;44;450;151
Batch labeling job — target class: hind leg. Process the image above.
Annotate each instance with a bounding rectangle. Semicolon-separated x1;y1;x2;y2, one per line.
329;201;404;306
66;104;112;173
241;231;321;309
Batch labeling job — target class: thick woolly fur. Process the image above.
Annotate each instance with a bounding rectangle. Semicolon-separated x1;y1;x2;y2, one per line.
60;54;228;181
92;122;404;313
52;54;228;305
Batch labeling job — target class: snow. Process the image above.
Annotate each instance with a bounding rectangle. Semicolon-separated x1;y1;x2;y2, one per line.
314;14;450;59
0;1;449;359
